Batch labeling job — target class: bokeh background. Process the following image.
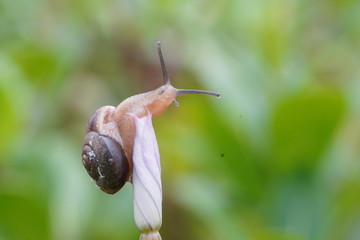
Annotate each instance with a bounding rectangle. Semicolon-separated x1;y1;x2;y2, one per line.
1;0;360;239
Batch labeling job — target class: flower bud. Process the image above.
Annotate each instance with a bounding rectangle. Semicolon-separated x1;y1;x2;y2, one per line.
132;114;162;240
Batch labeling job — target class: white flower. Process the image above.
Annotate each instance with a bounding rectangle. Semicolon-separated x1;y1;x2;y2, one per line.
131;114;162;240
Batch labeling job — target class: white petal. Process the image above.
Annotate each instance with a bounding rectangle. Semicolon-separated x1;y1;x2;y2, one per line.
132;114;162;233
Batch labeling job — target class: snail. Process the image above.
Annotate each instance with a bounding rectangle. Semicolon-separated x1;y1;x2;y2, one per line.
81;41;220;194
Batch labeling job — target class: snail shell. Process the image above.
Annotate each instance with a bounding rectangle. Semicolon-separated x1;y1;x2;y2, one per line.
82;106;130;194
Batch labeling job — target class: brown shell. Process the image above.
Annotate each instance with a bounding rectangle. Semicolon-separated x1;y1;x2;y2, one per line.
82;131;129;194
82;106;130;194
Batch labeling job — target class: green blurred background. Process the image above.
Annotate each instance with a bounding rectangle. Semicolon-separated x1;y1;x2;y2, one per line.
1;0;360;239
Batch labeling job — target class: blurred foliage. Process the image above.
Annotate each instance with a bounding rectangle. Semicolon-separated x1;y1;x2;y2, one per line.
0;0;360;239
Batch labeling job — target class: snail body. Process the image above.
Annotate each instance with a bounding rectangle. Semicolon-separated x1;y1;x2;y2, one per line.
82;42;220;194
